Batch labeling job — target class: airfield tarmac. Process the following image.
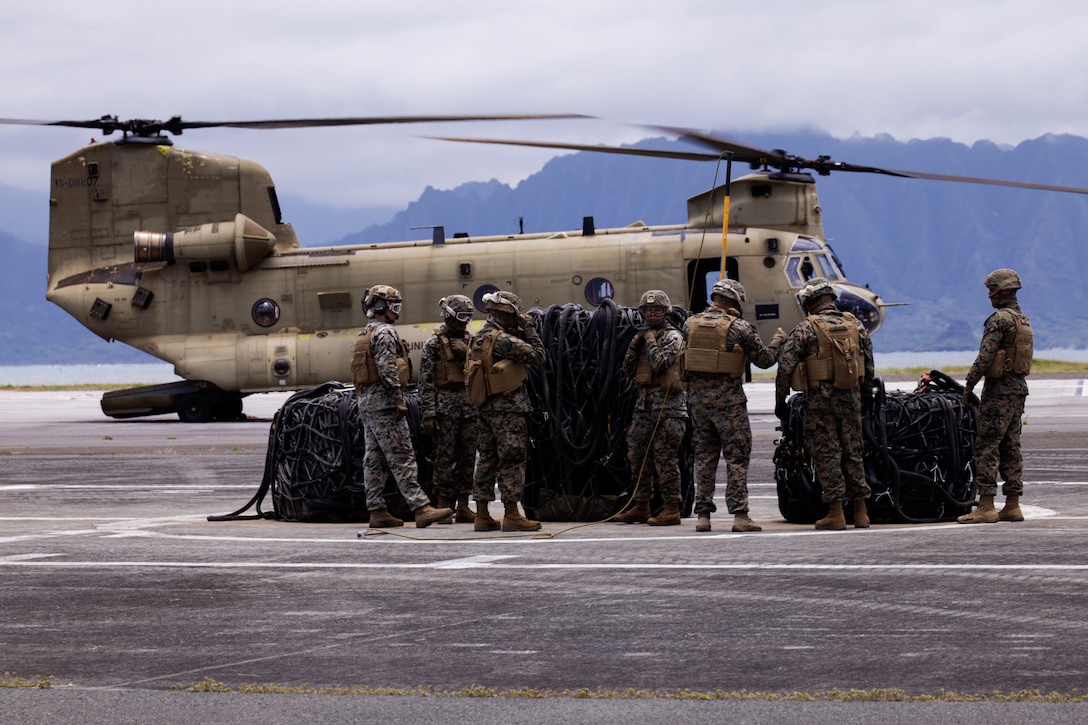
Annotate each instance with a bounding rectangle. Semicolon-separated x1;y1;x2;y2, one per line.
1;378;1086;722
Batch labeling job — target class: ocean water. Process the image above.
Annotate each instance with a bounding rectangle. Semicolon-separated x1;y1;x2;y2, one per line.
1;349;1086;387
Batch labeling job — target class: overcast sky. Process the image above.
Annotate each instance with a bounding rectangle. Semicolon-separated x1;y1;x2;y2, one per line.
3;0;1087;211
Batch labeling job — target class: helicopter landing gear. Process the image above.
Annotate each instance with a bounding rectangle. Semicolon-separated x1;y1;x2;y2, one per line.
177;390;245;422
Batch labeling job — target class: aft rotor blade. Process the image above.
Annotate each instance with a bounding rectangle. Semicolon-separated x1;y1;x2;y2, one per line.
0;114;591;136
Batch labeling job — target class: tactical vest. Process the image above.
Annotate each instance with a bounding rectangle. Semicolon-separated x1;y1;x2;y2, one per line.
351;325;411;392
985;308;1033;378
434;331;470;388
683;313;746;376
632;329;685;394
791;313;862;391
464;329;529;406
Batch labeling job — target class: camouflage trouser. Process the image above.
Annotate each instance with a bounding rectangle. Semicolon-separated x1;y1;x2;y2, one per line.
431;397;479;504
473;411;527;504
626;409;685;505
805;393;870;503
361;407;429;512
691;400;751;515
975;392;1026;496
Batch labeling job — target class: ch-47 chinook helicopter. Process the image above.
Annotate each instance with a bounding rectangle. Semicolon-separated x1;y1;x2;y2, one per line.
6;114;1087;422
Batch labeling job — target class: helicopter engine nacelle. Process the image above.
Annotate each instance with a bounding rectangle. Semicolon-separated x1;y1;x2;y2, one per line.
133;213;276;272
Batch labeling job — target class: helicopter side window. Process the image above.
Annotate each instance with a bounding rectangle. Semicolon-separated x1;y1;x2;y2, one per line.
584;277;614;307
473;285;500;312
252;298;281;328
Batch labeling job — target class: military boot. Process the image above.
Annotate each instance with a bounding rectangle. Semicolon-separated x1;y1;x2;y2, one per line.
615;500;651;524
647;503;681;526
435;495;453;524
731;512;762;532
502;501;542;532
368;508;404;528
999;495;1024;522
454;496;476;524
853;499;871;529
473;500;501;532
695;513;712;532
815;501;847;530
957;494;999;524
413;504;454;528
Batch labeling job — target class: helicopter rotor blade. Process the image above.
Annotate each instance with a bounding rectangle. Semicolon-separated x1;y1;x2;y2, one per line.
426;135;723;162
0;113;591;137
656;125;1088;195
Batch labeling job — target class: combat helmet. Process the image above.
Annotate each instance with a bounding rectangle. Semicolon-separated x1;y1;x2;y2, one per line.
710;278;746;307
638;289;672;312
363;284;403;317
984;268;1022;298
482;290;522;315
798;277;837;311
439;294;474;323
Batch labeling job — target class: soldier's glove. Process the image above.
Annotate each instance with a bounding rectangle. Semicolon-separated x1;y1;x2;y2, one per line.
449;339;469;356
962;387;974;407
393;393;408;421
518;312;535;330
421;416;437;437
771;327;787;347
775;400;789;422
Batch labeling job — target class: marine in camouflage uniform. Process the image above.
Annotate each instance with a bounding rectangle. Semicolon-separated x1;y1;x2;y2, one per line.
468;290;547;532
958;268;1032;524
353;285;452;529
615;289;688;527
419;295;479;524
684;279;785;533
775;278;875;530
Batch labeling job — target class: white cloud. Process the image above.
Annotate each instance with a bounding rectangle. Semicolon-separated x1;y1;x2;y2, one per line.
3;0;1088;208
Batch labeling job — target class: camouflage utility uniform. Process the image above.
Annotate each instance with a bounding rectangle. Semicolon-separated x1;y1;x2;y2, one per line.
356;321;430;512
965;303;1030;499
419;323;479;508
685;306;781;517
622;322;688;507
471;320;546;505
776;309;874;506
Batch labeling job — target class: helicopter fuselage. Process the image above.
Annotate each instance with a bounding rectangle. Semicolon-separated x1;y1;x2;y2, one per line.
46;139;883;419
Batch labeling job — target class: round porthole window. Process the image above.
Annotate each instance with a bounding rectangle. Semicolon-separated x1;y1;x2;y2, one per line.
473;284;500;312
584;277;615;306
252;298;280;328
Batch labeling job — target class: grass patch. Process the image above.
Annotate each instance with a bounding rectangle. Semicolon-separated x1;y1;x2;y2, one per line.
174;678;1085;701
0;672;53;689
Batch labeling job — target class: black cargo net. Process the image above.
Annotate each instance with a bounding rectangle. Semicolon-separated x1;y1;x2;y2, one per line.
774;369;977;524
523;301;694;521
209;382;431;523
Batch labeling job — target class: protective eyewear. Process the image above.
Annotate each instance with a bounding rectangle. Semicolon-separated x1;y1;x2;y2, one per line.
454;311;473;323
387;302;403;315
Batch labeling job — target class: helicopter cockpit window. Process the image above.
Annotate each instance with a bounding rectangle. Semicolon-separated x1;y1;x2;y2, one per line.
252;298;281;328
584;277;614;307
789;237;824;252
785;251;843;287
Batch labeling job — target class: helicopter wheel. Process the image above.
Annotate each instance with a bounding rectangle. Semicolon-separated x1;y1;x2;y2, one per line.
213;394;245;421
177;392;214;423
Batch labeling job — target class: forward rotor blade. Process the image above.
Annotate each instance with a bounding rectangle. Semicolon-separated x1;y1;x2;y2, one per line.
650;125;788;167
428;135;723;162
